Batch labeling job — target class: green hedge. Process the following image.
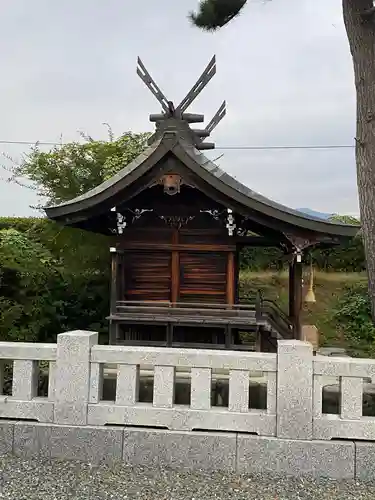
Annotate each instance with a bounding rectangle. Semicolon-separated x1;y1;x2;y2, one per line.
0;217;110;343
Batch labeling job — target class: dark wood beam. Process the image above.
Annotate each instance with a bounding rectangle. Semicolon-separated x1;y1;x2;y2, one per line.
171;230;180;304
235;236;281;247
226;251;235;305
117;242;236;252
289;260;295;322
293;256;303;340
234;250;240;304
109;247;120;345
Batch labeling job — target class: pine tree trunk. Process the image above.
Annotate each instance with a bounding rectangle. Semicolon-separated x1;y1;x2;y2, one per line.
342;0;375;320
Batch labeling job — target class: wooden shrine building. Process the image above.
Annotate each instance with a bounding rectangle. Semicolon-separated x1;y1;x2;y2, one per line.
45;56;359;351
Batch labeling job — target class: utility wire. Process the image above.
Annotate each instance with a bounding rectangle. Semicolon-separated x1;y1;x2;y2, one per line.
0;140;59;146
215;145;355;151
0;139;356;150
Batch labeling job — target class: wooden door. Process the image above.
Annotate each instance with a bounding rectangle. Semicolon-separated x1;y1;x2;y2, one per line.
179;251;227;304
125;251;172;302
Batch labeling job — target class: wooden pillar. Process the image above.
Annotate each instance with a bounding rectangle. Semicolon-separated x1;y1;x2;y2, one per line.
170;230;179;346
166;323;173;347
109;247;119;345
118;251;125;300
293;254;303;340
288;259;295;321
234;250;240;304
226;251;235;305
225;325;231;348
260;330;276;353
171;229;179;304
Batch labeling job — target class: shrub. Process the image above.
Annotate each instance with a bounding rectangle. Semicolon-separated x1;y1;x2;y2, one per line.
0;218;110;343
332;283;375;357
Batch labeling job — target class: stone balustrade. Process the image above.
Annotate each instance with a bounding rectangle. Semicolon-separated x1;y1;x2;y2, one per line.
1;331;375;479
88;340;277;434
314;355;375;440
0;341;56;422
0;330;374;443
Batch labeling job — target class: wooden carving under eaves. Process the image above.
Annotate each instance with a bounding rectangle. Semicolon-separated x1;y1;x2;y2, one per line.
236;216;250;237
283;232;342;254
283;233;314;252
148;172;196;195
159;215;195;229
159;174;182;196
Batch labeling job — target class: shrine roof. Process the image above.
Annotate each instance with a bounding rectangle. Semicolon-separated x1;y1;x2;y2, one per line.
45;55;359;240
45;130;359;239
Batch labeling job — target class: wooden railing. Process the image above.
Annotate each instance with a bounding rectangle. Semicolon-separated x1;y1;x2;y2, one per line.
255;290;294;339
116;300;257;312
116;300;256;315
113;294;294;342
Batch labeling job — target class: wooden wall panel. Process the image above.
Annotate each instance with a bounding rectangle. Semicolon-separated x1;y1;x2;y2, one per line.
118;228;238;305
171;230;179;304
125;251;171;302
226;252;235;305
179;251;227;304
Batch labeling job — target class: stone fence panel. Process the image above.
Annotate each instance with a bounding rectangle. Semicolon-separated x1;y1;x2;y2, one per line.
0;332;374;442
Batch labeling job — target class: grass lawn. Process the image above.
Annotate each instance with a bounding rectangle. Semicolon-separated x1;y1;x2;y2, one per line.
239;270;368;350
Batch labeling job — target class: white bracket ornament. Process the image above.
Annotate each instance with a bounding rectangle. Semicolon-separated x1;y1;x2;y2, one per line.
116;213;126;234
226;209;236;236
111;207;127;235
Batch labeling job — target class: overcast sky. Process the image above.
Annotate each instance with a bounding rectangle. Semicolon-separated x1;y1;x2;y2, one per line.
0;0;358;217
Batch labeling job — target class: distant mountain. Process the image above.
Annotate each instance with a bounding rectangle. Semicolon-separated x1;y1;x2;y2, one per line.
296;208;332;220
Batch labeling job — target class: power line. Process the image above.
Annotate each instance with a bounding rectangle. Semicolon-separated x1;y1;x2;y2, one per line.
215;145;355;151
0;140;59;146
0;139;356;150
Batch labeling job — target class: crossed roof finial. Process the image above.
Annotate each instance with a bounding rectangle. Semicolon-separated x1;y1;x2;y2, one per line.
136;55;226;150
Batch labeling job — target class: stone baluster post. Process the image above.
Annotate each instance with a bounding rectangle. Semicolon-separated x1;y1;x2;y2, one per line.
54;330;98;425
276;340;313;440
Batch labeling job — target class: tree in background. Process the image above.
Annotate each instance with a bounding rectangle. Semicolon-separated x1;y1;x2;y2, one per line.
189;0;375;319
6;128;150;205
0;127;150;343
329;214;360;225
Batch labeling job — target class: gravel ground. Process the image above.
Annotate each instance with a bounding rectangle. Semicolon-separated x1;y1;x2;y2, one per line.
0;457;374;499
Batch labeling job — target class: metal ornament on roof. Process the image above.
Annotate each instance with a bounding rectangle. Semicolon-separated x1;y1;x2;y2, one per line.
111;206;156;234
200;209;224;221
159;215;195;229
116;212;126;235
226;209;236;236
128;208;153;223
111;207;127;234
137;55;226;150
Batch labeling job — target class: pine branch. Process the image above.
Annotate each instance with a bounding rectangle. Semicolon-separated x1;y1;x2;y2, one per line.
189;0;247;31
